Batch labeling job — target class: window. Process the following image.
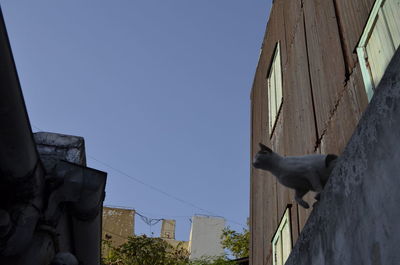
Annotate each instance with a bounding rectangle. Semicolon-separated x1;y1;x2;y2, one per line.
272;207;292;265
357;0;400;101
267;42;283;135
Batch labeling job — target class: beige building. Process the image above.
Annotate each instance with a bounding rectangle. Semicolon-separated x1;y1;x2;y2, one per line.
102;206;135;247
160;219;189;251
101;208;188;251
102;207;227;259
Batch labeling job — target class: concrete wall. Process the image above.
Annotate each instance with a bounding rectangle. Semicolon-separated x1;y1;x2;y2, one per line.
188;216;225;260
161;219;176;240
159;220;189;252
102;207;135;247
34;132;87;169
285;48;400;265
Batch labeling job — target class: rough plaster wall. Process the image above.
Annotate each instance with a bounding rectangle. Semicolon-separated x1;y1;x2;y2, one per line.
102;207;135;247
285;48;400;265
188;216;225;260
161;219;176;239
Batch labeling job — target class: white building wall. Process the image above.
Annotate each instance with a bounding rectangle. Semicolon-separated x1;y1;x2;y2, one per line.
188;215;226;260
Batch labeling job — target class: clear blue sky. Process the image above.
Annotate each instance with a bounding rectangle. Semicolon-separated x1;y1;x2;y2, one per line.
1;1;271;241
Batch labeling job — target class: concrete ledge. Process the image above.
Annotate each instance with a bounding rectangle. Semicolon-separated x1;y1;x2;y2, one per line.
286;48;400;265
34;132;87;171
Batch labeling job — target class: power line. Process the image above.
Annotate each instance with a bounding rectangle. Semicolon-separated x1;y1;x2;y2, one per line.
135;211;163;226
91;156;246;228
104;204;246;229
103;206;164;237
32;124;246;228
105;205;190;219
88;155;218;216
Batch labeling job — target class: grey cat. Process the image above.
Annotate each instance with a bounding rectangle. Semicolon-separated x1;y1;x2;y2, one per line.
252;143;338;209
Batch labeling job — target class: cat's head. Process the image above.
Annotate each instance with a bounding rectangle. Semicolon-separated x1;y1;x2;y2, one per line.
252;143;275;170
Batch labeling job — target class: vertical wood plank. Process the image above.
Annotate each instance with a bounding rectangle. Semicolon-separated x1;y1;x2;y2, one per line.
303;0;346;138
283;11;318;233
320;65;368;155
283;14;316;156
249;0;288;264
283;0;302;65
366;9;396;88
333;0;375;67
382;0;400;48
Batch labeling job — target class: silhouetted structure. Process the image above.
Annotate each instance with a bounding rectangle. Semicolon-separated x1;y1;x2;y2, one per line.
0;7;107;265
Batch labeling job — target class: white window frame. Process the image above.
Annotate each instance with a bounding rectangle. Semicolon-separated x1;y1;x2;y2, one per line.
267;42;283;136
357;0;400;101
272;207;292;265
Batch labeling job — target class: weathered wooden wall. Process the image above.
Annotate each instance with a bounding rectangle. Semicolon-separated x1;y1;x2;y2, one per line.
250;0;370;264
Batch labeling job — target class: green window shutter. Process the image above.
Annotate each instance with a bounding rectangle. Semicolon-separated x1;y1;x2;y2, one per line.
357;0;400;101
272;208;292;265
267;42;283;136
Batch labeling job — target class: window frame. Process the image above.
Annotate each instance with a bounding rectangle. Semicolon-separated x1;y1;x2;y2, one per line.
271;206;292;265
356;0;399;101
267;42;283;137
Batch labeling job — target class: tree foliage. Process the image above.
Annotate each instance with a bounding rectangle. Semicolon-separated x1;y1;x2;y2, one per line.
189;256;232;265
102;235;189;265
102;224;250;265
220;225;249;259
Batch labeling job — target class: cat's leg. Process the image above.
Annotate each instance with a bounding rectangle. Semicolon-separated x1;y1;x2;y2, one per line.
295;189;309;209
309;173;323;192
313;193;322;208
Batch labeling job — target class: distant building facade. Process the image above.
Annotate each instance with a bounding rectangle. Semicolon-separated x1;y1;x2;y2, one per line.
101;208;227;260
250;0;399;264
102;207;135;247
188;216;225;260
101;209;190;251
160;219;189;251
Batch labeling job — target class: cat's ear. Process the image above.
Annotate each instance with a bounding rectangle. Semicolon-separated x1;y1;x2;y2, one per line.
325;154;338;167
259;143;272;153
